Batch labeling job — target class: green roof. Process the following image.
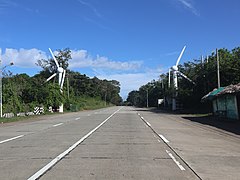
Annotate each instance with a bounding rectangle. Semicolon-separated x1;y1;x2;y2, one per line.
201;87;225;101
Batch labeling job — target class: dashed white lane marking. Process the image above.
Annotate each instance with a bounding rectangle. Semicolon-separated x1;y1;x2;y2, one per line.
138;114;151;127
75;117;81;120
87;114;91;116
53;123;63;127
159;134;170;143
28;107;123;180
146;121;151;127
166;150;185;171
0;135;24;144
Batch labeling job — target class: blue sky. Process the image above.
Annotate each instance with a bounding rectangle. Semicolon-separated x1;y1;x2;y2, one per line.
0;0;240;99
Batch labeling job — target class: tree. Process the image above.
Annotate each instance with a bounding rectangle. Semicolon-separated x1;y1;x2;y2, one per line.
127;47;240;112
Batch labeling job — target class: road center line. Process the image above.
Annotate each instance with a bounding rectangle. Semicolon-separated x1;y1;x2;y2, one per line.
0;135;24;144
166;150;185;171
146;121;151;127
53;123;63;127
138;114;151;127
28;107;123;180
159;134;170;143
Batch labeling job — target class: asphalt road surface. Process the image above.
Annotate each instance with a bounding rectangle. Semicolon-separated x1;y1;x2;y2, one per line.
0;106;240;179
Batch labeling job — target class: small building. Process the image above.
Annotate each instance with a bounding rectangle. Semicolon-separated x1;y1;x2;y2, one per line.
202;83;240;120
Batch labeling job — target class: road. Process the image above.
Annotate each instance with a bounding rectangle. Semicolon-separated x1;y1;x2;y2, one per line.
0;106;240;179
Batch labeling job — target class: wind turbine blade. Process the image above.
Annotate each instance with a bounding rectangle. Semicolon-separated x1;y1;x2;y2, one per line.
60;70;66;90
175;46;186;66
45;73;57;82
49;48;60;68
177;71;195;85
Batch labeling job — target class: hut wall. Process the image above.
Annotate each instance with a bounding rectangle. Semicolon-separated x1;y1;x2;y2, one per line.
213;95;239;120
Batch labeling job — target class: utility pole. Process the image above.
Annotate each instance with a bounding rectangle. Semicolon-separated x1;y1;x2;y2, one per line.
105;92;107;106
0;49;14;118
146;88;149;108
216;48;220;88
67;74;70;99
0;57;2;118
168;69;171;88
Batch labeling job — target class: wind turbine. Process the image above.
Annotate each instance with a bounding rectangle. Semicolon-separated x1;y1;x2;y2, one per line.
169;46;195;110
46;48;66;113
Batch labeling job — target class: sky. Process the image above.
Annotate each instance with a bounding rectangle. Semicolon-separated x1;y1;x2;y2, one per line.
0;0;240;99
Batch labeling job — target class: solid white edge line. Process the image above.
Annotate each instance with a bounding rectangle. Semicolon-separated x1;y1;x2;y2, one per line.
0;135;24;144
28;107;123;180
159;134;170;143
166;150;185;171
53;123;63;127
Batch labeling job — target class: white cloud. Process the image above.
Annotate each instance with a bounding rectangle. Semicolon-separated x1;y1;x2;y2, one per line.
70;49;143;71
0;48;142;71
77;0;102;18
1;48;47;67
177;0;199;16
0;48;159;99
97;70;161;100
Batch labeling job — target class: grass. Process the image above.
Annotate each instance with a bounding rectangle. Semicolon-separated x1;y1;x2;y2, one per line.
0;97;114;124
0;115;38;124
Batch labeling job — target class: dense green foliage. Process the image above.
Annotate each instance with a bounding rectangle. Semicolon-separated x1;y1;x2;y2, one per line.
127;47;240;112
2;49;122;114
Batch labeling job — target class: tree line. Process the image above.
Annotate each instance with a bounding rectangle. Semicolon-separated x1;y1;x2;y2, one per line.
126;47;240;112
2;48;122;114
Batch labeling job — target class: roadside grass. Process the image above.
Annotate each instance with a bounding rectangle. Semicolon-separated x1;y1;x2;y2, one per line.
1;98;114;124
0;115;40;124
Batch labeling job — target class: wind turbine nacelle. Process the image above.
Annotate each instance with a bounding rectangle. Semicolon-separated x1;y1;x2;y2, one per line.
171;65;178;71
58;67;64;73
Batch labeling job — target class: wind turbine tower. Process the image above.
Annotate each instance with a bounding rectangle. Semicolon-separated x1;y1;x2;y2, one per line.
46;48;66;113
169;46;195;111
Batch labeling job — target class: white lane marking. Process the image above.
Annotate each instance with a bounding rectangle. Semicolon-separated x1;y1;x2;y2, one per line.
146;121;151;127
166;150;185;171
75;117;81;120
87;114;91;116
53;123;63;127
28;107;123;180
144;123;148;128
138;114;151;127
159;134;170;143
0;135;24;144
